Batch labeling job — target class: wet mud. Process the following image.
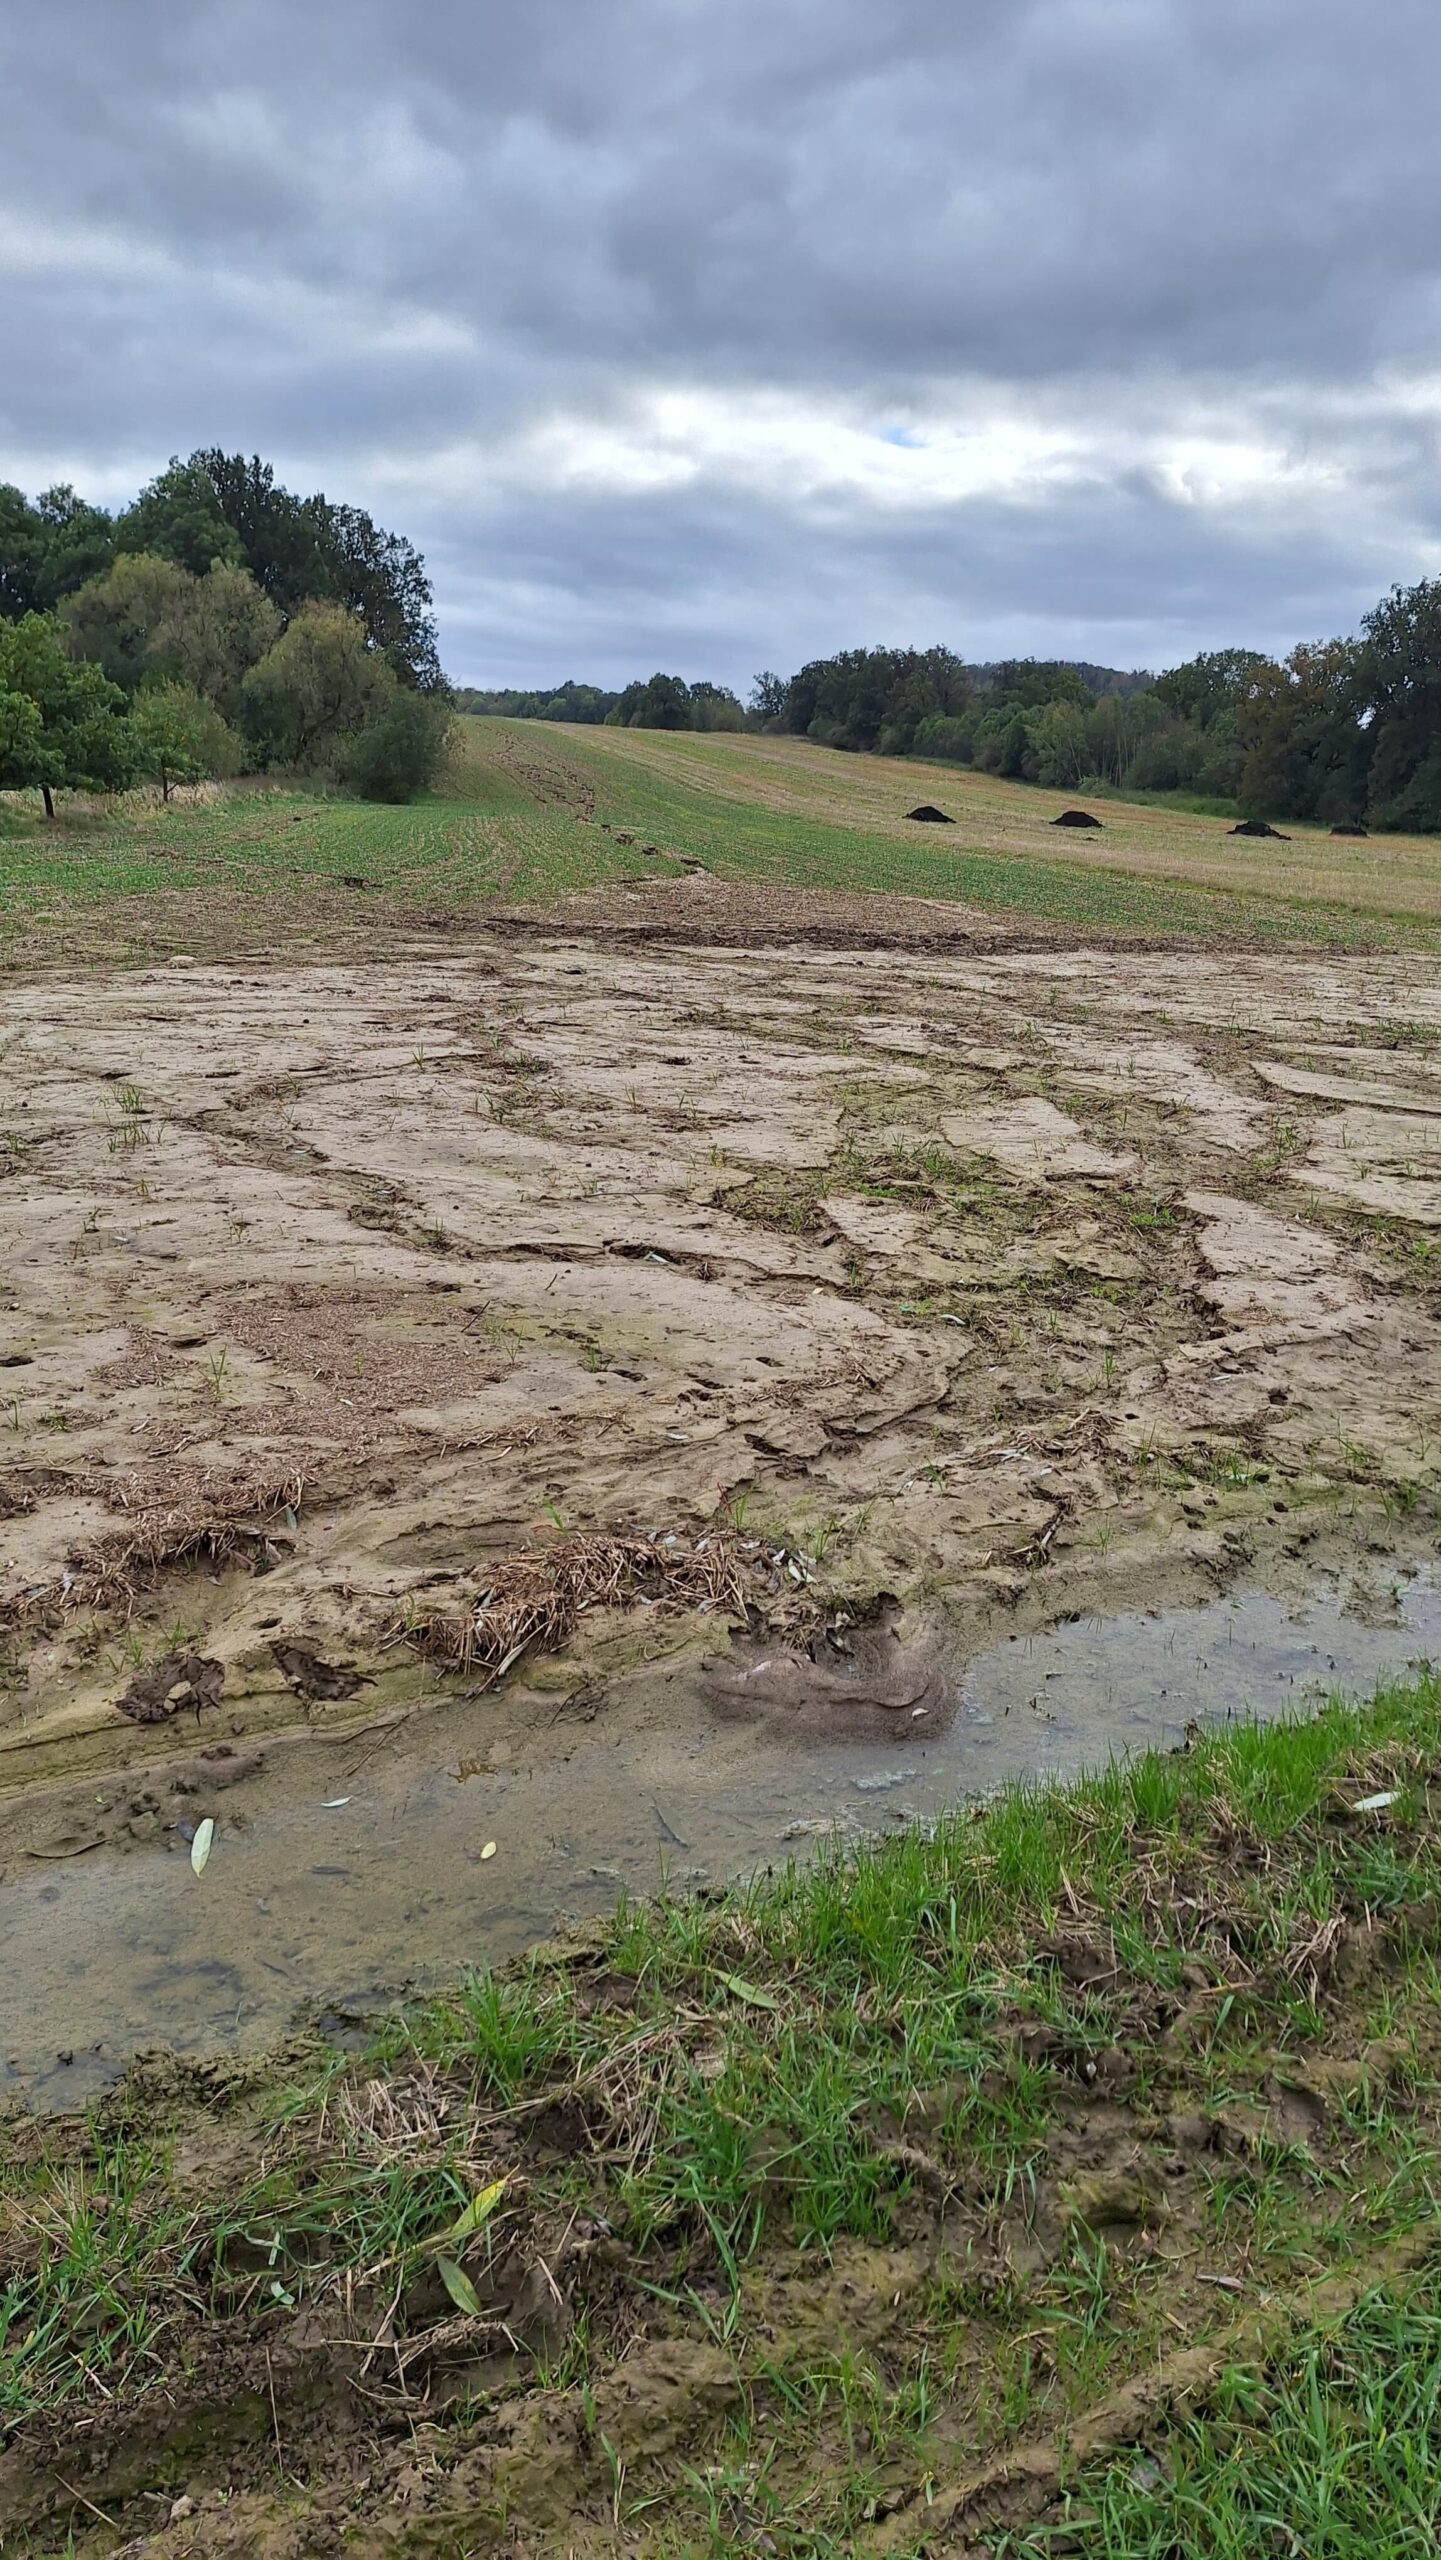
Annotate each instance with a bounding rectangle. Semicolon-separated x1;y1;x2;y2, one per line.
4;1561;1439;2102
3;922;1441;2089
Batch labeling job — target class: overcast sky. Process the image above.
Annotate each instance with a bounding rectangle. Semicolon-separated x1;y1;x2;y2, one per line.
3;0;1439;690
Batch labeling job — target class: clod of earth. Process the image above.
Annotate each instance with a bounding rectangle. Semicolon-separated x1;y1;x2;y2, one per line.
271;1639;363;1701
1051;807;1103;828
115;1650;225;1724
905;803;953;823
1230;818;1291;838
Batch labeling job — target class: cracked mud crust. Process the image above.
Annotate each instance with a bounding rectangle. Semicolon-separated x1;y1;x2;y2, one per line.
4;922;1438;1811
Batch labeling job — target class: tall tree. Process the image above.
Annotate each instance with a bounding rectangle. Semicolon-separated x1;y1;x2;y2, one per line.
1359;578;1441;830
29;486;116;608
115;456;245;577
0;484;47;619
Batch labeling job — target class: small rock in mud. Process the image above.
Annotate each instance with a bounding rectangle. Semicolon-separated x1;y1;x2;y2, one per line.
116;1651;225;1725
168;1744;264;1795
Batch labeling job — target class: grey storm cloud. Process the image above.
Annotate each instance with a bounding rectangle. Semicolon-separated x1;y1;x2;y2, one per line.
3;0;1440;685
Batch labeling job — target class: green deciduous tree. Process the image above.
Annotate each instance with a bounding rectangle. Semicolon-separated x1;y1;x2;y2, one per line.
240;602;394;768
1026;698;1092;789
115;456;246;577
29;485;116;608
1237;640;1367;823
1359;579;1441;831
0;613;134;814
62;554;282;716
0;484;48;620
608;672;693;730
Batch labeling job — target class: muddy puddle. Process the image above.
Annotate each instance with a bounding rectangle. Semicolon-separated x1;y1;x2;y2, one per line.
5;1560;1438;2107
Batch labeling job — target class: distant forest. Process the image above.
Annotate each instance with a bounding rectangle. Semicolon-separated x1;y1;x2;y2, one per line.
7;463;1441;831
462;585;1441;832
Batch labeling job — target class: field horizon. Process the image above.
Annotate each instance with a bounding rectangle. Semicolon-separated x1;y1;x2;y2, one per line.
4;715;1441;972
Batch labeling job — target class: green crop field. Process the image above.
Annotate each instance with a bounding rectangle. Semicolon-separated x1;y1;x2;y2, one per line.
3;713;1440;963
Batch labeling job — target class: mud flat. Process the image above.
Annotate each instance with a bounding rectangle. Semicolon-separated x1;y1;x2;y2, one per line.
4;911;1441;2079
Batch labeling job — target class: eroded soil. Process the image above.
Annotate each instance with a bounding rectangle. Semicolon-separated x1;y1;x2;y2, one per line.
3;906;1441;2062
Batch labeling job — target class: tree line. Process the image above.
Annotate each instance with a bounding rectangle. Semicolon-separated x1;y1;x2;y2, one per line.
457;672;747;732
0;455;451;812
758;596;1441;830
463;579;1441;832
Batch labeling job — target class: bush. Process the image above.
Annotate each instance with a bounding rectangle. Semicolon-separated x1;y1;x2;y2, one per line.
128;681;242;799
341;691;454;802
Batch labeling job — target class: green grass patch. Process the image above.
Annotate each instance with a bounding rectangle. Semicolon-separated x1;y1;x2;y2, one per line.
1024;2262;1441;2559
5;720;1439;958
2;1672;1439;2556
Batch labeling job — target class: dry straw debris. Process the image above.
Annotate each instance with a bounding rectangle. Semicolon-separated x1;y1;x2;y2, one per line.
401;1529;754;1681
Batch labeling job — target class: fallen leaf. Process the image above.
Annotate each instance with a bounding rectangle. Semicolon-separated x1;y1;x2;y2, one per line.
436;2255;483;2319
481;1840;497;1860
190;1817;215;1876
714;1970;780;2012
321;1797;351;1809
1196;2271;1245;2293
1352;1789;1400;1813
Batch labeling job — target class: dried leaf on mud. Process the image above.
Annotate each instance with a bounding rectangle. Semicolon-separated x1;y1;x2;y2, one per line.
190;1816;215;1875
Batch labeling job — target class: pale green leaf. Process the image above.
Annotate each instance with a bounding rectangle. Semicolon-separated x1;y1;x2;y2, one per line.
436;2255;483;2319
714;1970;779;2011
447;2178;508;2242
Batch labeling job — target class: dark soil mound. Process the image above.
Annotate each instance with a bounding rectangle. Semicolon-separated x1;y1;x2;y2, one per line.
906;804;953;824
1330;824;1369;839
1229;819;1291;839
1052;808;1102;829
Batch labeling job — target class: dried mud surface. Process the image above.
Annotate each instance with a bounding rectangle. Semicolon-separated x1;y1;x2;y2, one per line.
2;911;1441;2030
